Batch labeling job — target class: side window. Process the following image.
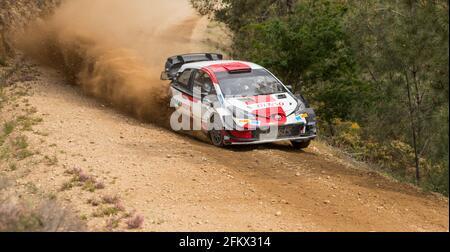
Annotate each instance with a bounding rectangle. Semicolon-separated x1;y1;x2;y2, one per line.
193;70;216;95
177;69;193;90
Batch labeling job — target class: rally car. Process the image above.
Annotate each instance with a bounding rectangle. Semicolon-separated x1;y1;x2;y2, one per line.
161;53;317;149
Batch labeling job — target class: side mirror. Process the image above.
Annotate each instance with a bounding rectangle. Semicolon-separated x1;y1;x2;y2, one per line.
296;94;310;108
203;83;212;93
286;85;293;92
160;71;170;81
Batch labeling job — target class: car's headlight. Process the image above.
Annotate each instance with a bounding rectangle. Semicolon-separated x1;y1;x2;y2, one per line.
231;106;256;120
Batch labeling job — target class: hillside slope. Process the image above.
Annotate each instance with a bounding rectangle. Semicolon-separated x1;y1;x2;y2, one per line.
0;0;448;232
1;59;448;231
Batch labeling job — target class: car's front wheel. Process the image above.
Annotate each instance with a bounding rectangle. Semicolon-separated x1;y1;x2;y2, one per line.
291;140;311;149
208;115;225;147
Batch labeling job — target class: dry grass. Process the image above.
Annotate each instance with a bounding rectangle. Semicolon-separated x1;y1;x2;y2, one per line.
61;167;105;192
16;115;43;131
92;205;123;218
2;121;15;136
0;121;15;146
106;217;121;230
0;87;6;109
1;173;85;231
0;59;86;232
101;195;120;205
0;176;10;190
1;133;34;161
0;197;86;232
43;155;58;166
126;213;144;229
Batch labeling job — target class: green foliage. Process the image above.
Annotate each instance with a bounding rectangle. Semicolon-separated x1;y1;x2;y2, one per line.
3;121;16;137
191;0;296;32
237;2;349;82
92;205;123;218
331;120;416;175
238;1;367;124
16;115;43;131
192;0;449;195
423;106;449;195
345;0;449;192
0;87;6;110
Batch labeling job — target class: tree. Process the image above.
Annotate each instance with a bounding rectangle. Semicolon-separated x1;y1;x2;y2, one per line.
192;0;449;193
190;0;297;32
231;1;364;133
191;0;369;135
346;0;449;183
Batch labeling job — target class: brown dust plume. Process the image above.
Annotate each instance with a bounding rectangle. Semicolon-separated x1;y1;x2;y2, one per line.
16;0;205;126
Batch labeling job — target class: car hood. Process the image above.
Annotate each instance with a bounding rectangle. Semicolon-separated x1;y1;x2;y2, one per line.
225;93;299;117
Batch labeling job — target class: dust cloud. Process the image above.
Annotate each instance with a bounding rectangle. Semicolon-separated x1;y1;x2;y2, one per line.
16;0;204;126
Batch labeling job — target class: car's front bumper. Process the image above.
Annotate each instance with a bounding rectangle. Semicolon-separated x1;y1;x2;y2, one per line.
228;135;317;145
223;123;317;145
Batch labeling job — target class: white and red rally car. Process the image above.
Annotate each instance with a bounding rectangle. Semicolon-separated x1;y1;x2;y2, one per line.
161;53;317;149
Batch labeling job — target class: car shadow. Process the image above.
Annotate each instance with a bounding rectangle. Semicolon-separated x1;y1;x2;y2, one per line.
226;142;317;156
174;130;318;155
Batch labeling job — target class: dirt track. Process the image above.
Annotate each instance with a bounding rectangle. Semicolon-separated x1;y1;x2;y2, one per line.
3;62;446;232
1;2;448;232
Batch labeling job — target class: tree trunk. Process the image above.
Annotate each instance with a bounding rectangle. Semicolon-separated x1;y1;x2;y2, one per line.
405;71;421;183
286;0;295;13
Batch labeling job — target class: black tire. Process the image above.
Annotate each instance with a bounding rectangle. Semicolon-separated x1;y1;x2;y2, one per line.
208;115;225;147
291;140;311;149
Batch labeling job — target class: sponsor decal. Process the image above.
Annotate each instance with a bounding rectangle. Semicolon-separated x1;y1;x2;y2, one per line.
250;120;261;126
248;102;285;110
244;95;275;105
238;119;261;126
296;114;308;123
296;113;309;121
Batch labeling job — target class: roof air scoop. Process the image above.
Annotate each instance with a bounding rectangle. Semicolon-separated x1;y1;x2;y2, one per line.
222;62;252;74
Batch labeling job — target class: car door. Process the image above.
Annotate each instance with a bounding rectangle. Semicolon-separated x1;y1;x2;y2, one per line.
170;69;195;118
191;70;217;131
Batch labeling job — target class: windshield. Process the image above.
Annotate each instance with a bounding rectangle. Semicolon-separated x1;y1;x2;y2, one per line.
216;69;287;98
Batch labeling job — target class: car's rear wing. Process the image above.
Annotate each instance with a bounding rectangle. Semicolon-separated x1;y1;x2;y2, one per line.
161;53;223;80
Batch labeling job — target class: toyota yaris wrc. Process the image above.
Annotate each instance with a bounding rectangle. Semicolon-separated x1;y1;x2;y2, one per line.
161;53;317;149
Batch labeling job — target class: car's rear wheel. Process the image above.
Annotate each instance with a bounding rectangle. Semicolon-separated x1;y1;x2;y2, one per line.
291;140;311;149
209;115;225;147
